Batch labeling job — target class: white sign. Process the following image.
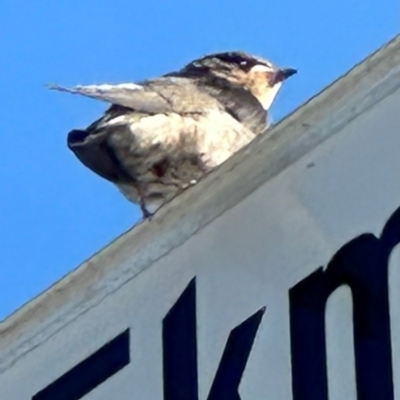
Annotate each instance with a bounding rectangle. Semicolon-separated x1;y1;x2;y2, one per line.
1;36;399;400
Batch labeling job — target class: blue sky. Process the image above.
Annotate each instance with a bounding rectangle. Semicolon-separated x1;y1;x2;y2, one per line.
0;1;398;320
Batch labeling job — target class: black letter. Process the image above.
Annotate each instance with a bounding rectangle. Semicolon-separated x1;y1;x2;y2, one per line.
207;308;265;400
33;329;130;400
163;279;198;400
162;278;264;400
289;206;400;400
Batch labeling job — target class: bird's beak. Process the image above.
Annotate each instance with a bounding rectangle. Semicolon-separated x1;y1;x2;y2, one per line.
272;68;297;84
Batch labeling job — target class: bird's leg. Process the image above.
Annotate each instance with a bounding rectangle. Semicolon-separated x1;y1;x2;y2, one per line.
140;201;153;220
137;185;153;220
188;153;208;185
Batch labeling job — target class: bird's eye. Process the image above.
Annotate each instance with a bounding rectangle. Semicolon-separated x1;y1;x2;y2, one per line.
240;61;247;66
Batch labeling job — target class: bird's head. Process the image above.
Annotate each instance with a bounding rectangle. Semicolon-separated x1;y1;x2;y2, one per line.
181;51;297;111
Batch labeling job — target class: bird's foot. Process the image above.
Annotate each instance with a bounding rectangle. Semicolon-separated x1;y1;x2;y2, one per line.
140;202;154;220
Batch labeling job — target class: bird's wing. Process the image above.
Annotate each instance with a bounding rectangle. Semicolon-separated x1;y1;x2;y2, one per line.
166;70;268;133
48;83;172;114
199;84;267;134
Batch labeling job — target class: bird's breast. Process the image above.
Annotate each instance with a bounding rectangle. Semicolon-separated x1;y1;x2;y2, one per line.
108;109;256;173
87;109;257;210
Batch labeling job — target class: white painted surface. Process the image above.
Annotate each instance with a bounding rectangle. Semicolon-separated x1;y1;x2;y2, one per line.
0;36;399;400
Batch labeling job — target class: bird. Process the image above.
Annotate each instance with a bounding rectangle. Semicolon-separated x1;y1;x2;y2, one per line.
49;51;296;218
